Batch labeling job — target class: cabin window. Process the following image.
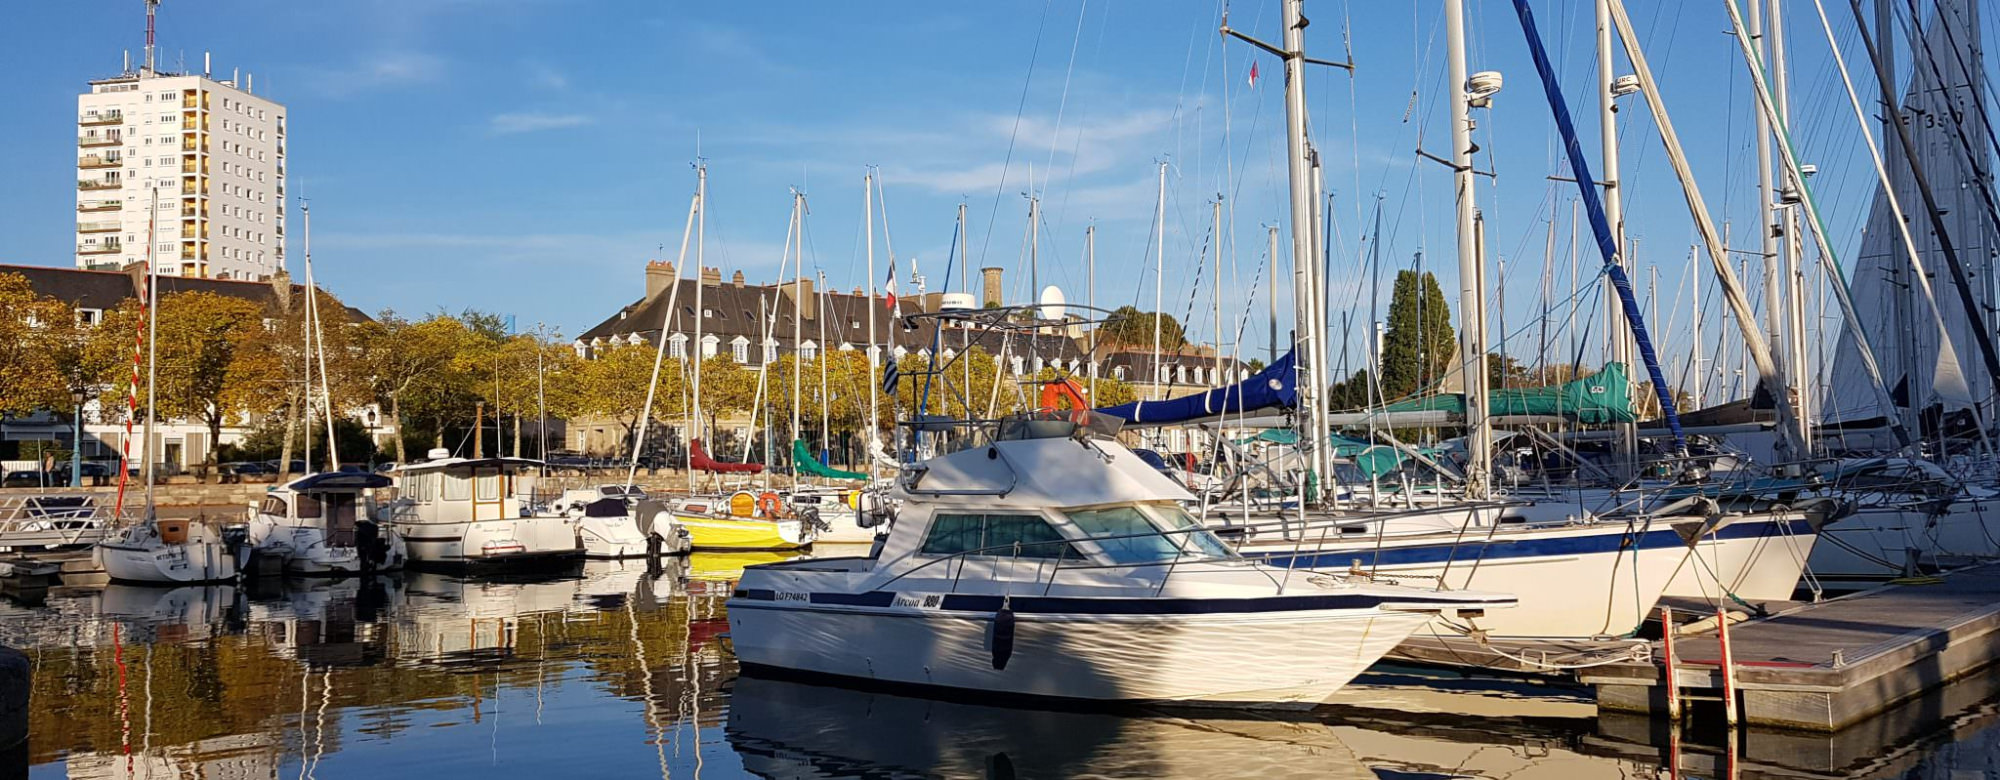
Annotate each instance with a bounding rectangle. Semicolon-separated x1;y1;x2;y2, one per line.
1146;504;1235;559
1065;506;1185;565
919;513;1076;560
294;493;323;518
443;473;471;501
475;469;501;501
259;496;286;516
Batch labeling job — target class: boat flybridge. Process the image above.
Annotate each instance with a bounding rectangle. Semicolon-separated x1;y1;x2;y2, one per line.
246;471;409;575
727;412;1515;707
383;449;583;569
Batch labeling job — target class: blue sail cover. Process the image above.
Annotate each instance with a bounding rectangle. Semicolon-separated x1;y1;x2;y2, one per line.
1095;350;1299;426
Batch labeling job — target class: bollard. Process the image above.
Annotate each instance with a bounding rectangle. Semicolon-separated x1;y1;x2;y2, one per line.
1661;606;1680;721
1716;607;1740;727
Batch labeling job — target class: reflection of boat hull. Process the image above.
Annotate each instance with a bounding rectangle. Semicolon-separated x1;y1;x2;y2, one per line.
398;517;582;569
687;551;797;581
98;583;238;623
729;599;1433;706
677;514;811;551
726;675;1374;779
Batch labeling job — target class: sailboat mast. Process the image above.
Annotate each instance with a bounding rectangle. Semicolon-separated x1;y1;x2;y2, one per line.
1211;197;1224;391
1271;0;1329;487
142;188;159;510
1087;223;1097;399
1447;0;1492;497
790;192;804;478
304;201;338;470
1153;160;1167;401
864;170;879;480
1596;0;1638;475
689;164;708;494
1268;225;1280;365
1770;0;1813;453
302;200;315;471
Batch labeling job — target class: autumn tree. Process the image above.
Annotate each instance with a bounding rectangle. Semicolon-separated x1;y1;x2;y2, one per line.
0;273;85;417
90;291;265;476
355;313;472;463
576;342;683;454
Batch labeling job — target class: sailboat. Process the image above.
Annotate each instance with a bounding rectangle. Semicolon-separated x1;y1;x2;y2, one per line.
97;189;239;585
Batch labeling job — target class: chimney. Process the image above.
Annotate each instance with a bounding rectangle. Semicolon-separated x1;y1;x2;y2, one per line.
921;292;944;313
645;260;676;300
731;269;746;287
701;266;722;286
981;267;1004;308
783;277;817;321
269;269;293;310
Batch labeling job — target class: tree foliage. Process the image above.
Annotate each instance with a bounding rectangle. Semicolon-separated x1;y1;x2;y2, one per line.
1378;270;1455;400
1097;306;1187;350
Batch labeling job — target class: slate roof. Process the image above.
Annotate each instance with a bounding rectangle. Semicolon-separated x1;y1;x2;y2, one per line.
0;263;369;321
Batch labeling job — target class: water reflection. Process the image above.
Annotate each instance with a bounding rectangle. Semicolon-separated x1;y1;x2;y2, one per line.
2;552;1994;780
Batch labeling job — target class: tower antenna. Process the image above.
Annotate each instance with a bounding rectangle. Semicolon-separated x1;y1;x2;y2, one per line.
144;0;160;73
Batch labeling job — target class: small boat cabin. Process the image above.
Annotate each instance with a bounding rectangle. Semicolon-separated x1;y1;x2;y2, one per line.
392;451;546;525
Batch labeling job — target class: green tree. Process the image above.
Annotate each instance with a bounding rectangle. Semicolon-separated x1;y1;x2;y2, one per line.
91;291;265;476
577;342;683;453
1378;270;1454;400
1096;306;1188;350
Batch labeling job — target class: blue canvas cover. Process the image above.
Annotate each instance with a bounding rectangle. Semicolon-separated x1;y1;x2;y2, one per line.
1095;350;1299;426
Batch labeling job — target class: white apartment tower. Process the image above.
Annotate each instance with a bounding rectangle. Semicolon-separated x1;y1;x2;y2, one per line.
74;4;285;280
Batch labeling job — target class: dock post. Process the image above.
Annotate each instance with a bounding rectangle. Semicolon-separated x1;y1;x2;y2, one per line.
1716;606;1739;727
1660;606;1680;721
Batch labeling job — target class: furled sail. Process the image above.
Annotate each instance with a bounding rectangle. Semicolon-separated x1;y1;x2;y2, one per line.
1094;349;1299;427
790;438;866;480
690;438;763;474
1828;0;1997;424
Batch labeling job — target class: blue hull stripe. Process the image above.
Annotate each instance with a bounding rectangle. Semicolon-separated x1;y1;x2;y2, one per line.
1250;518;1814;570
731;589;1507;615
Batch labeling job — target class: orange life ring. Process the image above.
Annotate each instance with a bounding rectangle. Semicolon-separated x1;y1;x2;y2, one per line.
756;491;784;519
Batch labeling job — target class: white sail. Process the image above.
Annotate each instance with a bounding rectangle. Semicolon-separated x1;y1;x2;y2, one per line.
1828;0;1998;423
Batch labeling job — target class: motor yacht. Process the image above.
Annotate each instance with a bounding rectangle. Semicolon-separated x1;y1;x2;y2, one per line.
381;449;582;569
727;416;1513;707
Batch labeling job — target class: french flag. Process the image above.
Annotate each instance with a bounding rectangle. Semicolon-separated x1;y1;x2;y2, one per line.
883;263;898;310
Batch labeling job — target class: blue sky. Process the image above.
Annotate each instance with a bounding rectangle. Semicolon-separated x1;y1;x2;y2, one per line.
1;0;1989;403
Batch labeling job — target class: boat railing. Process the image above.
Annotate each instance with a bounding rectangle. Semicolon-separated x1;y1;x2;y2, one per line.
0;494;125;549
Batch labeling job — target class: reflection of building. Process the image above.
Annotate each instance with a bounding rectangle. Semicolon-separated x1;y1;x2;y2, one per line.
66;733;281;780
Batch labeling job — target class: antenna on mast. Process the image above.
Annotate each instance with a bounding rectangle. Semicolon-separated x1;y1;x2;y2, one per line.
143;0;160;73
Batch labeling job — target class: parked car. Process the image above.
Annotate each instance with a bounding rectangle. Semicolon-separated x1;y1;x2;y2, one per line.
1;470;60;488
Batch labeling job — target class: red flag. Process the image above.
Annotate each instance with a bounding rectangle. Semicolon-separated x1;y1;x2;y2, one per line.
883;263;898;310
1248;61;1260;88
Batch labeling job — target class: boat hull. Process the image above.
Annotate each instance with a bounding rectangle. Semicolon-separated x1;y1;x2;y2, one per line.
1247;521;1688;638
397;516;582;569
1661;511;1821;602
577;514;651;559
727;597;1433;706
98;539;237;585
247;522;409;576
1809;499;2000;582
678;514;812;551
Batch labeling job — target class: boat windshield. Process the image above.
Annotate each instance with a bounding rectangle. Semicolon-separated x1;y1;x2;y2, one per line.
1064;504;1234;565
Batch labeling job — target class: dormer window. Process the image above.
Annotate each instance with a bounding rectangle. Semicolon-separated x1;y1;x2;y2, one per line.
668;333;688;359
731;336;750;364
701;334;720;359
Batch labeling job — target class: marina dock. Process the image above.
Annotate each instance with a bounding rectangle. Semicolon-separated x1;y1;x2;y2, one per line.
1581;562;2000;731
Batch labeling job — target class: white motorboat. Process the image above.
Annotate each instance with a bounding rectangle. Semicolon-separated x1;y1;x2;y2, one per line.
382;449;582;569
728;418;1514;707
245;472;408;576
98;517;239;585
551;484;690;558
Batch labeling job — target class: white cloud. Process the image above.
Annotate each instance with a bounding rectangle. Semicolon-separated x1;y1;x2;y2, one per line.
300;51;448;97
488;112;594;134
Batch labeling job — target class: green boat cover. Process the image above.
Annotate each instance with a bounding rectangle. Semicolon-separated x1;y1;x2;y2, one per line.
791;439;867;480
1382;362;1637;424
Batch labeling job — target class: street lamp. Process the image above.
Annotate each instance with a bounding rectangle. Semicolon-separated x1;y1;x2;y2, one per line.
70;386;86;488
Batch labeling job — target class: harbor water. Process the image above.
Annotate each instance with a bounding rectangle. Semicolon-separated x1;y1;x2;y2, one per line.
2;554;1996;780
